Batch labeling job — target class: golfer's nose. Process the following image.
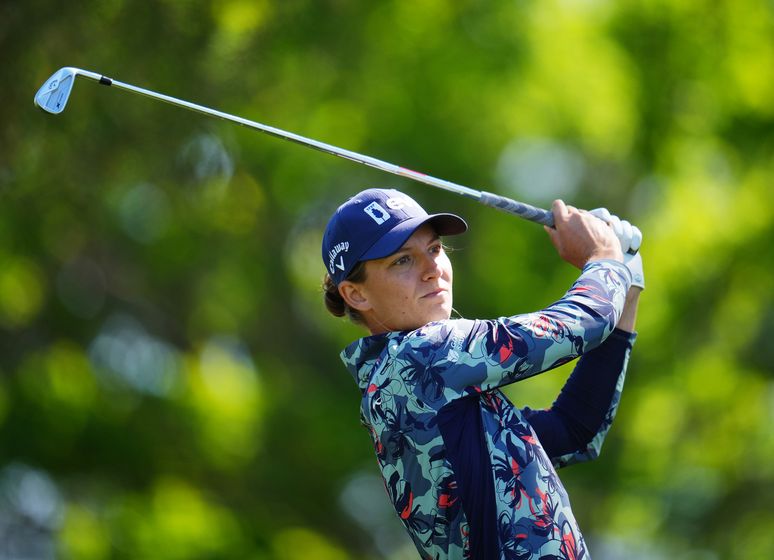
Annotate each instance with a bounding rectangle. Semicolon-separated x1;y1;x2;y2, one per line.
421;253;442;281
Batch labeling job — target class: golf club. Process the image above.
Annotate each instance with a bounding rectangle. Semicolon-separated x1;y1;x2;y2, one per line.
34;66;641;253
34;67;554;223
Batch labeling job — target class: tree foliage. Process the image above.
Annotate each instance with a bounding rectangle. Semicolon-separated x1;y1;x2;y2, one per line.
1;0;773;558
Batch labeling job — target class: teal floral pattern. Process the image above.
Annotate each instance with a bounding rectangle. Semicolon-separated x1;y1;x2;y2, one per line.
341;260;632;559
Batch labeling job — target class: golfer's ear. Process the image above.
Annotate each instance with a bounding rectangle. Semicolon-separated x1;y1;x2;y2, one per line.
338;281;371;312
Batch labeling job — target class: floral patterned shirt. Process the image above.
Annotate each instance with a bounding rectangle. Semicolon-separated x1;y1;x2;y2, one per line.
341;260;632;559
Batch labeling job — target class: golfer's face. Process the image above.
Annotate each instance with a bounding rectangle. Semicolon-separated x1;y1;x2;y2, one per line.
361;224;453;333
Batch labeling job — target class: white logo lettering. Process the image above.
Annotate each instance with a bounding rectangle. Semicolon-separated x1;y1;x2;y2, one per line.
446;329;465;363
364;202;390;225
327;241;350;275
385;197;420;211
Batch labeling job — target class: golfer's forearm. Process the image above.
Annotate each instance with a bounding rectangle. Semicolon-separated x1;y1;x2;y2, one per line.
616;288;641;333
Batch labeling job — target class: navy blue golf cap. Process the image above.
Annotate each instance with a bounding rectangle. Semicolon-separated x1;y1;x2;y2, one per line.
322;188;467;285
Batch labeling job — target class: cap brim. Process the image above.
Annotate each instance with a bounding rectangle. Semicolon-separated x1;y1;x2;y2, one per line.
361;213;467;262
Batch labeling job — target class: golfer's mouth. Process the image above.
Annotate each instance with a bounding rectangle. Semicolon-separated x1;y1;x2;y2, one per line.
421;288;448;299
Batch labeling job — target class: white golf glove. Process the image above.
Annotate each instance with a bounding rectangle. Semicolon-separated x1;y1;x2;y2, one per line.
589;208;642;254
623;251;645;289
589;208;645;289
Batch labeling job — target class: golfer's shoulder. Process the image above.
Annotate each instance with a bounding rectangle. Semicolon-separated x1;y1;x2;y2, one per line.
399;318;481;348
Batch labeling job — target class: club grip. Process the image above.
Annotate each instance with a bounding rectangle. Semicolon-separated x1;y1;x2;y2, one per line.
479;191;554;226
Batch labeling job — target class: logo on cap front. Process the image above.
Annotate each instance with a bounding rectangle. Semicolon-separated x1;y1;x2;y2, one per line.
385;196;419;211
364;202;390;225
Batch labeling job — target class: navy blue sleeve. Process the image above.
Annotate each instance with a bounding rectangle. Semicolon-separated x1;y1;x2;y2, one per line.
524;328;636;459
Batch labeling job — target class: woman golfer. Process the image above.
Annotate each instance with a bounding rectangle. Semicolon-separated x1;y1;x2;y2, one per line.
321;188;642;559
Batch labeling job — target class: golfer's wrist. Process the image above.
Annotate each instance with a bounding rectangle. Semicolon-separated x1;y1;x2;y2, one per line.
617;288;641;332
586;248;624;265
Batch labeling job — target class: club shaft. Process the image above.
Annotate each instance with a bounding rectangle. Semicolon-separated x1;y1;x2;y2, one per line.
72;69;554;226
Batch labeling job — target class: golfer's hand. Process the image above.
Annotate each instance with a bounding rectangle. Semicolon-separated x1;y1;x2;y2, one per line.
588;207;644;289
588;208;642;255
544;200;623;269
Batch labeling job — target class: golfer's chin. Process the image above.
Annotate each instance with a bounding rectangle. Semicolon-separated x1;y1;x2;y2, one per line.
374;297;452;333
420;299;453;325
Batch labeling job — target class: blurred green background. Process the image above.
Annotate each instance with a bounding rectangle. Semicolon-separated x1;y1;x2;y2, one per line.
1;0;773;558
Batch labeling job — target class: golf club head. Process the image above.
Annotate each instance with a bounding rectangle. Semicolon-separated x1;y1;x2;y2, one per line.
34;67;77;114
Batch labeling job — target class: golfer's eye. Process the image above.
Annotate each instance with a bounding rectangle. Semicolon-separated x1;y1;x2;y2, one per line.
392;255;410;266
429;243;443;254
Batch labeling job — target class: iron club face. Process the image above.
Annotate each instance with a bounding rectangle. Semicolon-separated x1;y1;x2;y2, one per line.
34;67;78;114
35;67;109;114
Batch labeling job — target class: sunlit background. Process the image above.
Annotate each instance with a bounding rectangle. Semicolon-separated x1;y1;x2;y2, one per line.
1;1;773;558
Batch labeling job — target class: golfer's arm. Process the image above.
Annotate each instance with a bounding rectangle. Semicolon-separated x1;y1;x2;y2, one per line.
617;287;641;333
434;260;631;395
